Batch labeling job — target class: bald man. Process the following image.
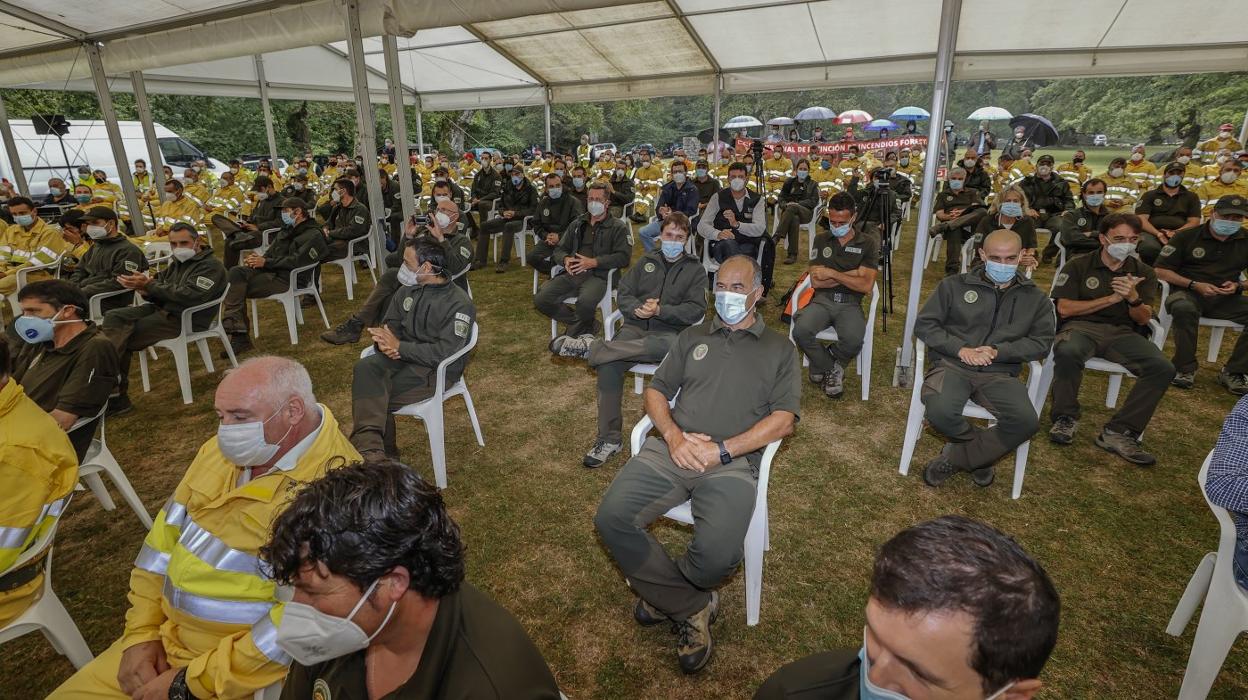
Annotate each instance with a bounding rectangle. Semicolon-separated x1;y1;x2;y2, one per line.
913;230;1055;490
54;356;360;700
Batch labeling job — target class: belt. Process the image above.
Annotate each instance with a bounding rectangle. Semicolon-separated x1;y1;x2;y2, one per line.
827;292;862;304
0;558;44;592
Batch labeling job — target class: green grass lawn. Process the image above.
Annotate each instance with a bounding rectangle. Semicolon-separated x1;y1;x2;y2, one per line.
2;214;1246;699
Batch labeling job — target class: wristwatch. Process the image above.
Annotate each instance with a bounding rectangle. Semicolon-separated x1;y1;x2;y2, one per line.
168;668;190;700
1128;298;1144;307
717;441;732;465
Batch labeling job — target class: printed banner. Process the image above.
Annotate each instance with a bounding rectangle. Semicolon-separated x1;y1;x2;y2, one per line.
734;136;929;159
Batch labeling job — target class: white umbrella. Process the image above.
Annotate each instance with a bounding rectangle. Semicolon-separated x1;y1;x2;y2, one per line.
723;115;763;128
967;106;1013;121
795;106;836;120
766;117;795;126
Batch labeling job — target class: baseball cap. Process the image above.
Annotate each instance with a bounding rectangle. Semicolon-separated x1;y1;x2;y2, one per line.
1214;194;1248;217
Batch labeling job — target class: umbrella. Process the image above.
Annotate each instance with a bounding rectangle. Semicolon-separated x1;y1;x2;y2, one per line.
834;109;873;124
766;117;795;126
967;106;1013;121
723;115;762;129
1008;113;1059;148
865;119;899;132
889;106;931;120
795;106;836;120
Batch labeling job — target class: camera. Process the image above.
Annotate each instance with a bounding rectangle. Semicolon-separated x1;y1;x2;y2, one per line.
751;138;765;158
872;167;894;187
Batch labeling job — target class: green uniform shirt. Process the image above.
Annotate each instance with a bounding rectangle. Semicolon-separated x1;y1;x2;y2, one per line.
810;230;879;302
651;314;802;464
12;323;119;418
141;248;228;330
381;278;476;383
1154;221;1248;285
278;583;560;700
1051;251;1157;328
471;167;503;203
265;218;329;285
973;213;1037;252
324;199;371;242
1135;186;1201;231
553;214;632;281
1056;205;1107;256
753;649;861;700
935;186;983;213
1019;173;1074;217
779;176;820;209
68;235;147;306
616;250;707;335
534;192;582;236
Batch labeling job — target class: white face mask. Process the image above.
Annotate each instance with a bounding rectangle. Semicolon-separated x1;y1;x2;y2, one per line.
1105;242;1137;261
1177;155;1191;164
673;172;687;184
730;177;746;192
85;224;109;240
1109;167;1124;178
1221;171;1240;184
963;158;977;168
396;263;421;287
587;200;606;217
276;578;397;667
714;289;755;325
171;247;196;263
434;211;453;230
1036;165;1052;177
1130;152;1144;162
434;194;450;204
216;403;294;467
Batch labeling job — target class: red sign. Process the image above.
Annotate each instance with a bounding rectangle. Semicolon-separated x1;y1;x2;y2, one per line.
735;136;929;159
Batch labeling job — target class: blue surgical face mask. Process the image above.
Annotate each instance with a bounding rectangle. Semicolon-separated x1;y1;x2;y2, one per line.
821;160;832;169
984;260;1018;284
547;187;562;199
511;175;522;186
75;194;92;204
1164;174;1183;188
948;179;964;191
1084;193;1105;208
14;214;33;227
572;177;585;189
696;168;708;178
797;170;809;181
281;212;296;226
1211;217;1242;237
857;632;1017;700
999;202;1023;218
830;223;852;238
660;239;685;260
714;289;755;325
14;306;71;344
49;187;63;197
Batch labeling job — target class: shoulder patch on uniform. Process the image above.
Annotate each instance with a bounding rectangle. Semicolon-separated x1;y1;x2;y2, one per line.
309;247;319;260
644;262;656;273
1192;247;1206;259
454;319;468;337
1054;272;1069;287
403;296;414;312
1085;277;1100;290
123;260;138;272
1161;244;1177;256
455;311;471;323
692;343;709;361
313;678;331;700
1077;217;1086;227
543;208;550;217
195;275;215;290
460;246;471;258
354;216;365;225
1154;198;1164;206
963;290;978;304
822;246;833;258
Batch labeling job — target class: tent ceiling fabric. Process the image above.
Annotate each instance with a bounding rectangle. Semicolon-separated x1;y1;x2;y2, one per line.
0;0;1245;109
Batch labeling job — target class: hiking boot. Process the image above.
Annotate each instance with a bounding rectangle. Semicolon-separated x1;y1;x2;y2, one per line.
676;592;718;674
783;254;797;265
634;598;667;627
321;317;364;345
1095;428;1156;466
220;332;253;359
106;395;133;418
583;439;622;468
554;335;592;359
1049;416;1077;445
1218;369;1248;396
970;464;995;487
549;334;571;355
1172;371;1195;389
808;370;825;385
358;448;389;464
822;362;844;399
922;454;958;487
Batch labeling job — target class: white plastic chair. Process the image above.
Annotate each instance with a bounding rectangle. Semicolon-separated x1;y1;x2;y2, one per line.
898;340;1044;499
358;322;483;489
138;285;237;404
629;413;780;626
605;310;705;394
326;232;376;300
786;281;879;401
87;288;137;325
1158;280;1246;363
0;516;93;669
249;261;330;345
549;267;617;341
5;254;63;315
767;201;824;260
70;406;154;529
1166;451;1248;699
255;682;282;700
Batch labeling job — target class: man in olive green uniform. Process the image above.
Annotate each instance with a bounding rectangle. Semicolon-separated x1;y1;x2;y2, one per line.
474;163;537;271
1050;178;1110;262
1134;161;1202;265
469;151;503;234
322;179;372;260
220;197;328;355
279;174;317;210
914;230;1055;489
792;193;880;399
537;183;633;343
12;279;119;459
774;158;821;264
349;239;476;461
563;212;705;468
1047;213;1173;465
525;172;584;275
1154;195;1248;394
929;167;988;277
102;223;227;414
322;192;472;345
66;207;147;316
595;255;799;674
1019;154;1074;231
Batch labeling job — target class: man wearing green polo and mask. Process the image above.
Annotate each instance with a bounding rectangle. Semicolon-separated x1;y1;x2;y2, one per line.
66;206;147;316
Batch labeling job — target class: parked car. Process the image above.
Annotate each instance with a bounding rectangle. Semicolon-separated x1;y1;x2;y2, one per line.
1092;134;1109;147
590;142;617;161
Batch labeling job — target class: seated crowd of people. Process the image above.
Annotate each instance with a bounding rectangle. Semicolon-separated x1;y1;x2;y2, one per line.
2;126;1246;698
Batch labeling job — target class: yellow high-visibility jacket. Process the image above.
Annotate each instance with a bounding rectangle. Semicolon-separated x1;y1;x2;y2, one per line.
1181;162;1207;189
184;182;212;209
1125;160;1159;189
1198;136;1244;161
122;406;359;699
1194;179;1248;218
0;380;77;628
207;184;246;216
149;195;203;236
0;218;66;270
1098;172;1142;212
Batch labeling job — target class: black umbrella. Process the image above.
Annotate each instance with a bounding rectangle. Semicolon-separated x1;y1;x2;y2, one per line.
697;127;733;144
1008;113;1059;147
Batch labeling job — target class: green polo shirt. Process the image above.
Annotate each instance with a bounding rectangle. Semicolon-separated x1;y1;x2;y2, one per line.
809;230;879;302
278;583;560;700
935;186;983;213
11;323;118;417
1154;221;1248;285
1051;250;1157;328
650;314;801;461
1135;185;1201;231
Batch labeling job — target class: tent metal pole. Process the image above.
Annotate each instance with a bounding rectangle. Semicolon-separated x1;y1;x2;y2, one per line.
343;0;388;272
382;35;416;223
895;0;961;387
416;106;424;157
712;73;722;165
130;71;165;206
254;54;280;168
1239;107;1248;149
0;90;28;195
86;42;146;235
544;90;552;153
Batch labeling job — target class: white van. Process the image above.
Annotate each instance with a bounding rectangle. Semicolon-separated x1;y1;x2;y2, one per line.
1;119;223;198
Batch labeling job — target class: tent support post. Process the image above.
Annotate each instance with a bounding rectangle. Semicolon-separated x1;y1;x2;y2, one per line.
254;55;280;168
382;35;416;223
416;107;424;157
895;0;961;388
0;90;28;195
130;71;165;205
544;90;552;153
712;73;722;164
86;42;146;235
1239;107;1248;149
343;0;388;272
